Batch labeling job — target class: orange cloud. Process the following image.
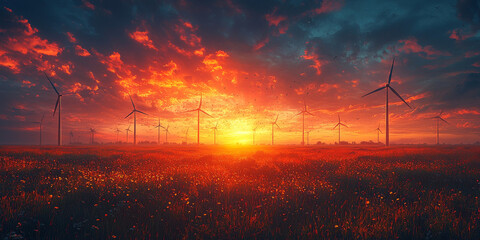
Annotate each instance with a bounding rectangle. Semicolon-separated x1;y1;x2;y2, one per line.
456;109;480;115
253;37;269;51
129;30;157;50
302;49;325;75
0;54;20;73
399;37;450;57
75;45;91;56
66;32;77;43
312;0;344;14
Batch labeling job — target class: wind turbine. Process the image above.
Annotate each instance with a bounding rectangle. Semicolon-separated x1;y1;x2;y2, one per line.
270;115;280;145
164;124;170;143
432;111;449;145
125;124;132;143
124;95;148;145
211;122;218;145
184;127;189;144
252;126;258;145
115;127;121;143
362;57;412;146
89;128;96;144
184;94;213;145
154;119;163;144
306;129;313;145
375;124;383;144
44;72;63;146
296;101;314;145
69;130;74;144
32;113;45;145
333;114;348;144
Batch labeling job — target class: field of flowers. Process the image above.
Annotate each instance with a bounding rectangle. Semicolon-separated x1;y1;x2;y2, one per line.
1;145;479;239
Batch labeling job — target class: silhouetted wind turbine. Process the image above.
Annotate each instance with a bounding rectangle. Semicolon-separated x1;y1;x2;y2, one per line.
184;127;189;144
375;124;383;143
125;124;132;143
432;111;449;145
124;95;148;145
32;113;45;145
211;122;218;145
45;72;63;146
89;128;96;144
333;114;348;144
362;57;412;146
164;124;170;143
115;127;121;143
69;130;74;144
154;119;163;144
306;129;313;145
271;115;280;145
184;95;213;145
296;101;314;145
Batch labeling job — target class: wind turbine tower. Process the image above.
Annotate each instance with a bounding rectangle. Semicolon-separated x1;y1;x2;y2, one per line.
296;101;314;145
362;57;412;146
185;94;213;145
44;72;63;146
333;114;348;144
124;95;148;145
270;115;280;145
432;111;449;145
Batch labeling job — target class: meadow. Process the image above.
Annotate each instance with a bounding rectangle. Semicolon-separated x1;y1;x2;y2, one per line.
1;145;479;239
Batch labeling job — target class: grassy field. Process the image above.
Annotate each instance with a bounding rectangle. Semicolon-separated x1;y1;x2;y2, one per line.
1;145;479;239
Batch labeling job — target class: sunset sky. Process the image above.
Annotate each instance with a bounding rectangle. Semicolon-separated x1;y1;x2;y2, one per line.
0;0;479;145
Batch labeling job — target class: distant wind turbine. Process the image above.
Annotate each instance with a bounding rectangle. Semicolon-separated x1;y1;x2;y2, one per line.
211;122;218;145
271;115;280;145
184;94;213;145
362;57;412;146
32;113;45;145
375;124;383;144
306;129;313;145
44;72;63;146
69;130;74;144
333;114;348;144
125;124;132;143
154;119;163;144
115;127;121;143
296;101;314;145
432;111;449;145
164;124;170;143
184;127;189;144
89;128;96;144
124;95;148;145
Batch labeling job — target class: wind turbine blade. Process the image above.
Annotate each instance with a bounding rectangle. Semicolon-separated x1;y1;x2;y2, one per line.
182;109;198;113
44;72;60;95
379;129;383;134
388;57;395;84
340;123;348;128
338;113;340;122
129;95;136;109
275;123;280;129
124;111;134;119
306;111;314;116
389;86;412;109
53;96;60;116
439;110;444;116
296;111;303;116
200;109;213;118
275;114;279;123
215;122;218;128
439;117;449;124
333;123;340;129
362;86;386;97
136;110;148;115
